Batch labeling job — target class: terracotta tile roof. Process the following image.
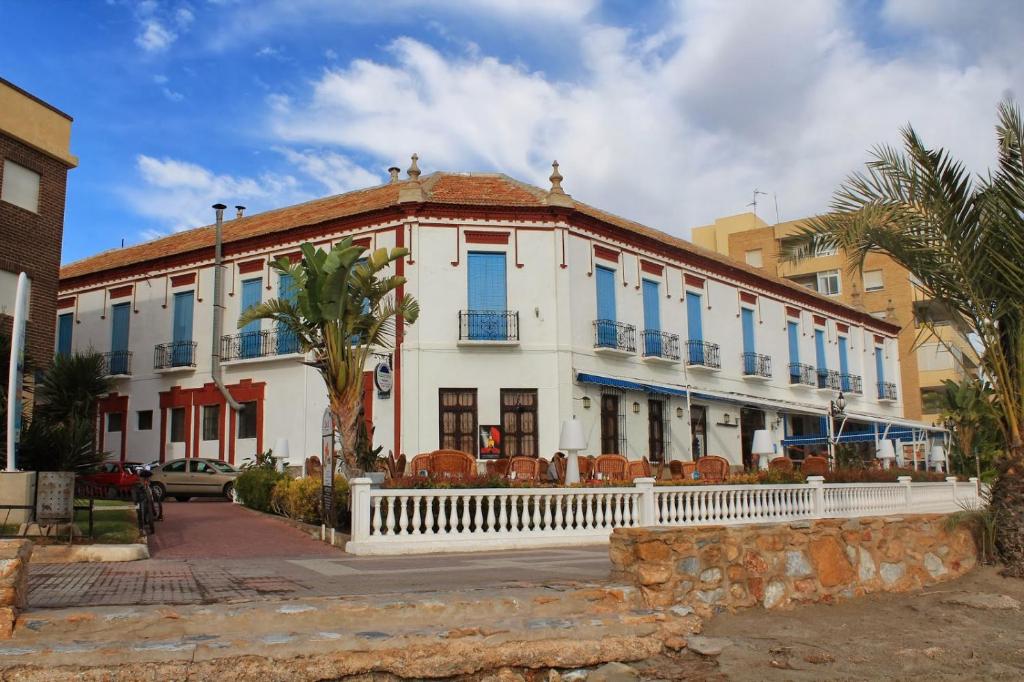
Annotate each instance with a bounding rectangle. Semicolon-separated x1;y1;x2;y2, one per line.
59;171;897;332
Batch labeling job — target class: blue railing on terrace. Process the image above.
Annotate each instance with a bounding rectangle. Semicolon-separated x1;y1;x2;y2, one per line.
221;329;301;361
102;350;132;376
154;341;197;369
459;310;520;342
742;352;772;378
878;381;898;401
594;320;636;353
642;330;680;360
685;340;721;368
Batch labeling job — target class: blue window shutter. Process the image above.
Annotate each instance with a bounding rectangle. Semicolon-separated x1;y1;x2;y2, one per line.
838;336;849;374
172;291;195;367
814;329;827;370
741;308;755;354
787;321;799;364
642;280;660;331
875;347;885;383
111;303;130;351
57;313;73;357
686;292;702;341
277;274;298;354
240;278;262;357
595;266;616;321
467;252;507;340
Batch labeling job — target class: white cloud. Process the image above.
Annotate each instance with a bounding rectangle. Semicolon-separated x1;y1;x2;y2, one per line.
175;6;194;28
125;155;311;236
256;46;280;57
152;74;168;84
274;148;382;194
264;1;1024;237
135;19;176;52
162;87;184;102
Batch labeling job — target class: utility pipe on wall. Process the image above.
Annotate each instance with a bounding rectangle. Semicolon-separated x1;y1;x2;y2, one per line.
211;204;242;413
5;272;29;472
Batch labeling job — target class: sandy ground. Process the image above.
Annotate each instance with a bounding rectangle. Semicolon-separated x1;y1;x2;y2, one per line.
701;565;1024;681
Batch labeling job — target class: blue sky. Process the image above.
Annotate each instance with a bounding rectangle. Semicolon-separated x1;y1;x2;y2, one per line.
2;0;1022;265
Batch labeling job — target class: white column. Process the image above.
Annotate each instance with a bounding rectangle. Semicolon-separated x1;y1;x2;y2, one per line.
897;475;913;510
635;477;656;526
807;475;825;518
946;476;958;504
349;477;373;543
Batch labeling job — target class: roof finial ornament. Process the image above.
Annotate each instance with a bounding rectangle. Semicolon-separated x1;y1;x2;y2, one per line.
407;153;421;180
549;160;564;194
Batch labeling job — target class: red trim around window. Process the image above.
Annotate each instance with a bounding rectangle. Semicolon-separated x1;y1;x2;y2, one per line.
464;230;510;245
170;272;196;287
237;258;264;275
109;285;133;299
594;244;619;262
640;259;663;276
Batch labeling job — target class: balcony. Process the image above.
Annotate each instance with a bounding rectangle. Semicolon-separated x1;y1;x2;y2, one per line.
458;310;520;345
816;369;840;391
593;319;636;355
741;352;772;380
789;363;816;387
221;329;302;362
101;350;132;377
154;341;197;372
641;330;680;363
877;381;898;402
840;373;863;395
685;340;721;370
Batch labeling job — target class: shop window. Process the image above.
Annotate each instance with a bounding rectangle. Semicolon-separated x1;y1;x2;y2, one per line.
439;388;477;456
501;389;537;458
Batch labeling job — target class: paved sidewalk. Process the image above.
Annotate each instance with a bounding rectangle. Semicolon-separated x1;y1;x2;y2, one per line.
29;547;612;608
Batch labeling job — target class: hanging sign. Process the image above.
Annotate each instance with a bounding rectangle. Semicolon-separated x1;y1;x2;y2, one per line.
374;361;393;397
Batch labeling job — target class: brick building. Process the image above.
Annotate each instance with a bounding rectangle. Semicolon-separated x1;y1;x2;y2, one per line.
0;77;77;373
691;212;979;424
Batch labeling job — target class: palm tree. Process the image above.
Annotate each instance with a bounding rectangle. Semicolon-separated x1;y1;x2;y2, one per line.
238;238;418;475
789;101;1024;575
940;377;999;481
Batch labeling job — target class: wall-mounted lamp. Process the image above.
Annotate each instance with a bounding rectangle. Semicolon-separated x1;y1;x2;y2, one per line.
722;413;732;425
770;417;781;430
676;406;684;418
582;396;591;409
632;401;640;414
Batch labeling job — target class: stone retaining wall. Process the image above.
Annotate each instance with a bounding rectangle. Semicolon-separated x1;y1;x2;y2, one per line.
0;540;32;638
610;515;976;613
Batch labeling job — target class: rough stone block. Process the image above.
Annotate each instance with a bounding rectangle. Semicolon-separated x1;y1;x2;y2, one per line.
699;567;722;585
785;550;813;577
677;556;700;576
880;562;905;586
763;580;786;609
923;552;946;578
637;564;672;586
635;541;670;562
808;536;854;588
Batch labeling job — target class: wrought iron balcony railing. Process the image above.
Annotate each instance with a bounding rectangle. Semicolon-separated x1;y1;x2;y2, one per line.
840;373;863;394
593;319;636;353
817;369;841;390
154;340;197;370
102;350;132;376
789;363;817;386
642;330;680;360
459;310;520;342
877;381;898;401
685;340;721;369
221;328;301;361
741;352;772;378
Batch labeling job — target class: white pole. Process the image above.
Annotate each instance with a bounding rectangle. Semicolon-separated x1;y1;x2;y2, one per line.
6;273;29;472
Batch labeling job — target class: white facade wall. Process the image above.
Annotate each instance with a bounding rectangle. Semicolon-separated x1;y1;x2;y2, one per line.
59;213;906;470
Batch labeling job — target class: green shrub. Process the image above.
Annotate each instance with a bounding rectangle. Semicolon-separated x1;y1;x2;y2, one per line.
235;468;287;512
271;476;350;525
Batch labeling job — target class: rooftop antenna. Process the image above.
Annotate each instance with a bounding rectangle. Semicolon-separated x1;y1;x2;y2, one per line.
747;189;767;220
773;193;780;225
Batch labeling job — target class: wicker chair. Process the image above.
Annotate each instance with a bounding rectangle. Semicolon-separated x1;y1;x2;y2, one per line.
507;456;541;481
594;454;629;481
409;453;433;477
552;453;567;484
768;457;794;473
579;456;595;480
486;458;511;477
627;458;652;480
801;455;829;477
669;460;696;480
430;449;476;479
696;455;730;483
538;458;550;480
305;456;323;479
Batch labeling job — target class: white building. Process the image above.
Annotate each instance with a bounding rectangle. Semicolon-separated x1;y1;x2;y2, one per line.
56;160;936;470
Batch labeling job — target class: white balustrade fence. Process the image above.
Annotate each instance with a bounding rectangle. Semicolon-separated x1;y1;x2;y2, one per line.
345;476;983;555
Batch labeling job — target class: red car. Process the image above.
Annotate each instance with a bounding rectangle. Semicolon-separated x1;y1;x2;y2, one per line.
77;461;141;498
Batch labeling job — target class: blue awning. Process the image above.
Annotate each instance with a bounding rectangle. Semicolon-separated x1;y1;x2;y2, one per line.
575;373;689;397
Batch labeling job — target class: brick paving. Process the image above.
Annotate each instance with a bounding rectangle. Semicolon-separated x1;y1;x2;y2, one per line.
28;500;612;609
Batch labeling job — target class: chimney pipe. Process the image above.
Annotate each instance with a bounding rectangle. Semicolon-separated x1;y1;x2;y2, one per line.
235;205;246;219
387;167;401;183
211;203;242;413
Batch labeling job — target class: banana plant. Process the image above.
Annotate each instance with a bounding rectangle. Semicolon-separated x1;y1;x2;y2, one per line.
239;237;419;475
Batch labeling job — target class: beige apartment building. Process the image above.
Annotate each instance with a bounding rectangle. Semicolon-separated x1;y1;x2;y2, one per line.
691;212;978;424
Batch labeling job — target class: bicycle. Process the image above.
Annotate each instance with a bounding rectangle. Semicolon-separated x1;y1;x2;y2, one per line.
131;469;162;536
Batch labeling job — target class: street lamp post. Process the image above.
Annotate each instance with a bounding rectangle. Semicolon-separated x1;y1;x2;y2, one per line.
826;391;846;464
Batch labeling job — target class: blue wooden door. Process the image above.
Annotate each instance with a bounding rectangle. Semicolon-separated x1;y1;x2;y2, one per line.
875;347;886;396
240;278;262;357
57;313;73;357
595;265;616;346
277;273;299;354
838;336;850;390
686;292;703;363
172;291;194;366
787;321;800;380
110;303;130;374
741;308;755;373
642;279;661;355
467;252;507;340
